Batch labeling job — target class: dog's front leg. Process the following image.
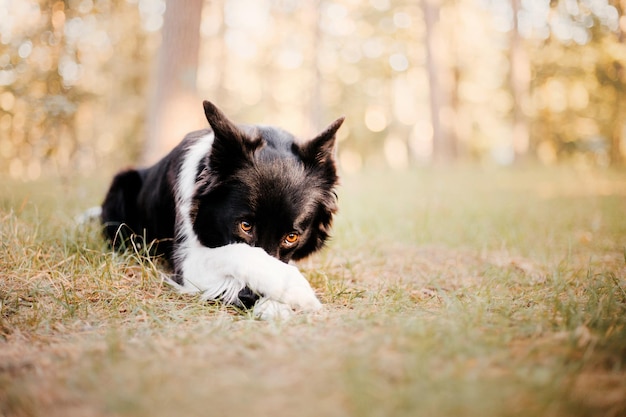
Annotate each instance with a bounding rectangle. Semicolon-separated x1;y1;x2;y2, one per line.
173;243;322;313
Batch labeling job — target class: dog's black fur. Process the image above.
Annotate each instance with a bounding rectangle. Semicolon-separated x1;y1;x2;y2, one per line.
101;101;343;310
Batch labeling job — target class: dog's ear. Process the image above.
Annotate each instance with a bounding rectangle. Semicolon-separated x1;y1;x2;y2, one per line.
291;118;343;260
299;117;345;165
203;101;262;177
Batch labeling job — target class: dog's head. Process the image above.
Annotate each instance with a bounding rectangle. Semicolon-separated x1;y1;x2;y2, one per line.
191;101;344;263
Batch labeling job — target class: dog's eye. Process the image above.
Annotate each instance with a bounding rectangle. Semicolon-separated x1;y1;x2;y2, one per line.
284;232;299;246
240;221;253;234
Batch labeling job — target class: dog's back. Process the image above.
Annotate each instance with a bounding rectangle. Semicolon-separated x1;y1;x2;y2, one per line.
100;129;211;261
101;168;144;252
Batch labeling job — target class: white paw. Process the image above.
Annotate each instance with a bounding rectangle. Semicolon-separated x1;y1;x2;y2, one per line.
253;298;294;321
279;266;323;312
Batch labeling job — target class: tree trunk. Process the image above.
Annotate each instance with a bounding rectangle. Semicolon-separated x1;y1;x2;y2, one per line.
609;86;624;166
422;0;453;164
609;2;624;166
509;0;530;163
309;0;323;133
141;0;204;165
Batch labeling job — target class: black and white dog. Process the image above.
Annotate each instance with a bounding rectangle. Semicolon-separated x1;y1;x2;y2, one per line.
100;101;344;319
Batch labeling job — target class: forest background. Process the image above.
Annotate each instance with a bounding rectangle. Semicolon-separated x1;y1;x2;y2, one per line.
1;0;625;180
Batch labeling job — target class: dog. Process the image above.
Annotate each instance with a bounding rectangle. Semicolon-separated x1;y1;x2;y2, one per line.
100;100;344;319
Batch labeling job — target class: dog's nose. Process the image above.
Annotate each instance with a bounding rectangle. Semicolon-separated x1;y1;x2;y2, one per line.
256;242;281;260
268;248;281;260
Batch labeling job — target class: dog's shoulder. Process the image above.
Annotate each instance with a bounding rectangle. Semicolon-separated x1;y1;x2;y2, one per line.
176;128;214;158
158;128;214;178
182;128;214;144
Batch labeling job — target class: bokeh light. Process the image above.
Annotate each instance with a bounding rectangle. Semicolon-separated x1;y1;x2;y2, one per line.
0;0;624;179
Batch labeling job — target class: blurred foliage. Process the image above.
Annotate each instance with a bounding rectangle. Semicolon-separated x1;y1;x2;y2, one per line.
529;0;626;166
0;0;156;179
0;0;625;179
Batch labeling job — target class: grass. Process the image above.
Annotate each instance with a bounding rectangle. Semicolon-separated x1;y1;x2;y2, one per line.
1;166;625;417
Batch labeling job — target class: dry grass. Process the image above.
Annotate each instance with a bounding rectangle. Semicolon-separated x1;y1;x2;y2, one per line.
1;167;625;417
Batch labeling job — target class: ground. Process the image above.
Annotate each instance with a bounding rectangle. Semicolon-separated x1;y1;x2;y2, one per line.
1;167;625;417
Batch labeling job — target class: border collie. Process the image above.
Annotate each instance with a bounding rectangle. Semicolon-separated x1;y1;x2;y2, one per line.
100;101;344;319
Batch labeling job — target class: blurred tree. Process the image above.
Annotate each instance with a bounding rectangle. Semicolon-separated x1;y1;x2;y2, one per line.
1;0;624;177
141;0;204;165
509;0;530;162
422;0;455;164
0;0;152;178
308;0;323;133
607;0;624;165
529;0;625;165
